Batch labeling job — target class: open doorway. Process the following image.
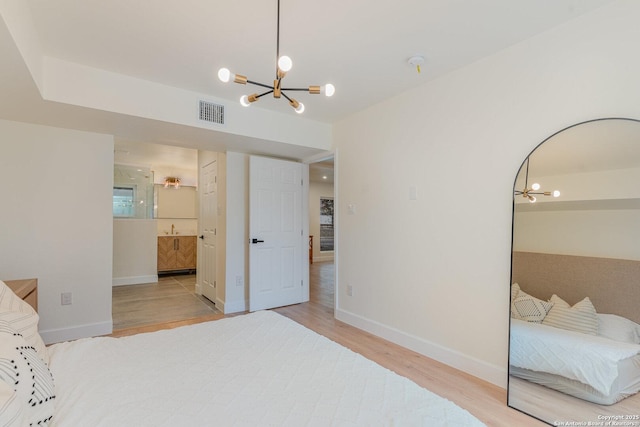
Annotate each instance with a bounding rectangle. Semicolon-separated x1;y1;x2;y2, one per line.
111;140;221;331
308;156;335;311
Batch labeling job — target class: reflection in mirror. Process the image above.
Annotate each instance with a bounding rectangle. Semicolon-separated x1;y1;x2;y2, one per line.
508;118;640;425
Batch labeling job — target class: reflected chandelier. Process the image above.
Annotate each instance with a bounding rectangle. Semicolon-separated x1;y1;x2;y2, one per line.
217;0;334;114
514;157;560;203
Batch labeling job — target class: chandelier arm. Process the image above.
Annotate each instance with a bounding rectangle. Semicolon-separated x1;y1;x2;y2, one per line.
256;90;274;98
281;87;312;91
246;80;274;90
280;91;293;102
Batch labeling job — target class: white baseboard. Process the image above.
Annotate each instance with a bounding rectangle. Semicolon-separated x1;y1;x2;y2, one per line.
40;320;113;345
112;275;158;286
335;308;507;388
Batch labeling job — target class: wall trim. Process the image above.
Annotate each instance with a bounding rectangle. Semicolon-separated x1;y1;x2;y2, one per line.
223;299;248;314
335;308;507;388
112;275;158;286
40;320;113;345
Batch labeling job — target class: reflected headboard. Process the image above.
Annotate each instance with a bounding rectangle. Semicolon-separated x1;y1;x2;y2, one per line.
511;251;640;324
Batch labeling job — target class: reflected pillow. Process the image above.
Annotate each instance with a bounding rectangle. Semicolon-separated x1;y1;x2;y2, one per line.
598;313;640;344
542;295;598;335
510;284;553;323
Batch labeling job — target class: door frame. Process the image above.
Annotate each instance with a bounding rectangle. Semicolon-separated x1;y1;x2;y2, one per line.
304;150;337;313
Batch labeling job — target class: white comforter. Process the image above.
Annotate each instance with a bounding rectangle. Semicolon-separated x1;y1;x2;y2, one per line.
48;311;485;427
510;319;640;395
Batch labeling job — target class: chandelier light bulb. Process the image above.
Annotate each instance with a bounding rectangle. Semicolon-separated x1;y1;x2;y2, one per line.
278;55;293;72
218;68;231;83
240;95;251;107
529;195;537;203
531;183;541;191
323;83;335;97
295;102;305;114
553;190;561;197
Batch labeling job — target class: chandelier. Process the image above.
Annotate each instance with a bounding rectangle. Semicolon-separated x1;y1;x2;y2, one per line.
514;157;560;203
217;0;334;114
164;177;181;189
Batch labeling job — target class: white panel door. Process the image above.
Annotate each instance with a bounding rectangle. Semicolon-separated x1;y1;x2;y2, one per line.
199;160;217;303
249;156;304;311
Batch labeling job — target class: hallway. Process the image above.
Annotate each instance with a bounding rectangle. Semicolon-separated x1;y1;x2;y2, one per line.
112;261;334;331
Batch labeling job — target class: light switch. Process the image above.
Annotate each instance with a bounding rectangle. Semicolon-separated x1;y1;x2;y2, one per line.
409;186;418;200
348;203;356;215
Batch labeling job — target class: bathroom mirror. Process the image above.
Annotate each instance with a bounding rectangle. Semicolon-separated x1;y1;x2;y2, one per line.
508;118;640;425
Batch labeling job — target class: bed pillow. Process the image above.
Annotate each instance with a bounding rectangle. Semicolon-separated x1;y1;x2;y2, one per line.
0;280;48;364
0;379;27;427
598;313;640;344
542;294;598;335
511;283;520;304
510;285;553;323
0;320;55;426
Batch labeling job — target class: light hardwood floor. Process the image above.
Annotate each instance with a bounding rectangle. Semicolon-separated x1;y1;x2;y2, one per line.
112;274;222;330
112;263;545;426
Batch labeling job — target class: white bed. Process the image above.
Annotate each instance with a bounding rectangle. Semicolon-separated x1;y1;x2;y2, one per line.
509;318;640;405
1;297;486;426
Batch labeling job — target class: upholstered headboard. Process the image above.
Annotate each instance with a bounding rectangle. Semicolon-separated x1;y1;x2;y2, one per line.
511;251;640;324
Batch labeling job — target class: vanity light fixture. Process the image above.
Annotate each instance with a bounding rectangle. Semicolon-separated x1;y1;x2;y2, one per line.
217;0;335;114
164;177;181;189
514;157;560;203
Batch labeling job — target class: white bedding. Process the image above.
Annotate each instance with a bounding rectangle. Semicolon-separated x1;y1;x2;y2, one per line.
510;319;640;396
48;311;485;427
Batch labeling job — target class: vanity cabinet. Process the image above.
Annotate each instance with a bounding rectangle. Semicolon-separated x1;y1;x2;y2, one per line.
157;236;197;272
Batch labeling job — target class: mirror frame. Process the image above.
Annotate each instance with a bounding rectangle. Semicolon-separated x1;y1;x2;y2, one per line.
507;117;640;425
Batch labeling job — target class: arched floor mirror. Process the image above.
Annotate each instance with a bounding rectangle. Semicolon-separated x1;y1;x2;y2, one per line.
508;118;640;425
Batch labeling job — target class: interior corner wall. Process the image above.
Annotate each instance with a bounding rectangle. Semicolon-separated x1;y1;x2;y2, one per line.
223;151;249;313
309;181;335;262
0;119;114;343
332;1;640;388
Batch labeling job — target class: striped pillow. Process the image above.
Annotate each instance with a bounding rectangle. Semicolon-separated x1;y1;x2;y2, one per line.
0;281;48;364
0;380;26;427
542;295;598;335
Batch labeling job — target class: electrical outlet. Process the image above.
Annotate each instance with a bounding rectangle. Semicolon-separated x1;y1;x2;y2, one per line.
61;292;73;305
347;285;353;297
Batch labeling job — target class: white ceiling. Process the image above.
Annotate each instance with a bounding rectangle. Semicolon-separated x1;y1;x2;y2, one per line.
1;0;619;178
25;0;613;124
526;118;640;177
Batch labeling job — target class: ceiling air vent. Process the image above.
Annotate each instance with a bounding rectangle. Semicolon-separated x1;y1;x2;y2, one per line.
199;100;224;125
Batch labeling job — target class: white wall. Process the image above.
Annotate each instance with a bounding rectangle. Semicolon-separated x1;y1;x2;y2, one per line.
332;0;640;387
0;119;114;343
224;152;249;313
112;219;158;286
309;181;334;262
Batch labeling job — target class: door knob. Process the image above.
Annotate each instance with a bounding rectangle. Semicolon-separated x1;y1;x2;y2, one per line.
199;235;204;239
251;238;265;244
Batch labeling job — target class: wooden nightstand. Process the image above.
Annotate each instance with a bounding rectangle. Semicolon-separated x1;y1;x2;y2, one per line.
5;278;38;312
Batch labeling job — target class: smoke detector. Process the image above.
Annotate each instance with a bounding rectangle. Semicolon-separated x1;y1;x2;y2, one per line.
408;55;425;73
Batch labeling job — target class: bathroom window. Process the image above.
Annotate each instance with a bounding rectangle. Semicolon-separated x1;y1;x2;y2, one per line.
320;197;334;252
113;186;135;218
